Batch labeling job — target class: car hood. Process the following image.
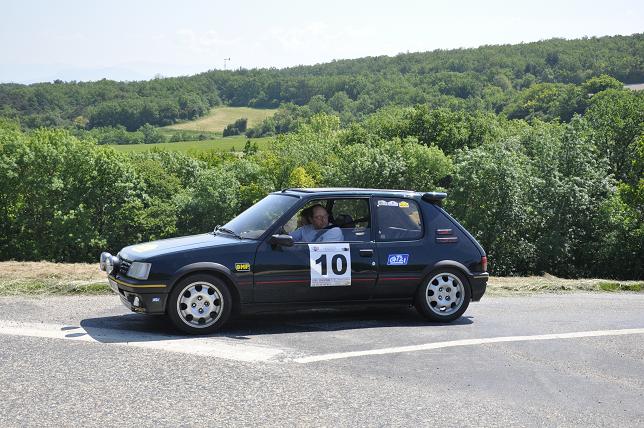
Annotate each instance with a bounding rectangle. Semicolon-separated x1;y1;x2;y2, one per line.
118;233;243;260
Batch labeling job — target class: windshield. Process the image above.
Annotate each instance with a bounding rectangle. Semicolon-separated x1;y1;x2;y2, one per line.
221;194;299;239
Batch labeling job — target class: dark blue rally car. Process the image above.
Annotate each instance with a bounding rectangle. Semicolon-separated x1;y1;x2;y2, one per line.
99;188;488;334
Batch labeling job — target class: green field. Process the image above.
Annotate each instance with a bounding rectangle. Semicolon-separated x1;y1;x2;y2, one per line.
110;135;273;153
164;106;277;133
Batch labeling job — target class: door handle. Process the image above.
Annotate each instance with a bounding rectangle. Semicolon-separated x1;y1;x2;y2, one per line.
359;249;374;257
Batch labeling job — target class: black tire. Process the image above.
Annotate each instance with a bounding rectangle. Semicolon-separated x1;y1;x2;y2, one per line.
415;268;471;322
167;274;233;334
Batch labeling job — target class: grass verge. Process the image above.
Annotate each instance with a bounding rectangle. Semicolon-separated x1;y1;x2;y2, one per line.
0;261;110;296
0;280;110;296
597;281;643;292
0;262;642;296
487;274;644;295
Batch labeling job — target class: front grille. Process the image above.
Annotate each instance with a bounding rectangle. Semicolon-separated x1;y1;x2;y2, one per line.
119;259;132;276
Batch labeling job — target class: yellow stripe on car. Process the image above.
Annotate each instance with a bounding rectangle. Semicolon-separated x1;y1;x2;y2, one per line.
108;276;167;288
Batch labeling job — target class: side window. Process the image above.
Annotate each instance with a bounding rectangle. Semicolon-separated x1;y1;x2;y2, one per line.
281;198;371;243
330;199;371;242
375;198;423;241
282;200;330;235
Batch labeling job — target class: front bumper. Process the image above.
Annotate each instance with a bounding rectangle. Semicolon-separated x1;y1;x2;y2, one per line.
107;276;169;314
469;273;488;301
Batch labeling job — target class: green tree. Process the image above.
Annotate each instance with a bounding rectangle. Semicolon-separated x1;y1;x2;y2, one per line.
581;74;623;94
596;136;644;278
223;118;248;137
504;83;584;122
326;137;452;191
527;118;613;277
584;88;644;182
0;128;151;260
139;123;165;144
448;139;538;275
178;168;240;234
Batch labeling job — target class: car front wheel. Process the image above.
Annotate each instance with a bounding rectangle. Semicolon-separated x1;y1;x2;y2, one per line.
167;274;232;334
415;269;471;322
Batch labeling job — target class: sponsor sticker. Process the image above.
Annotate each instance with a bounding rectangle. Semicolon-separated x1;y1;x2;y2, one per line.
387;254;409;265
377;200;387;206
387;201;399;207
399;201;409;208
235;262;251;272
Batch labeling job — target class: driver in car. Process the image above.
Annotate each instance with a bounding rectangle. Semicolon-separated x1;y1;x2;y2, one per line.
290;204;343;242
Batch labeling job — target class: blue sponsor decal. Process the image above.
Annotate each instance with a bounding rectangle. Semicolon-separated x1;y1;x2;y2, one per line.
387;254;409;265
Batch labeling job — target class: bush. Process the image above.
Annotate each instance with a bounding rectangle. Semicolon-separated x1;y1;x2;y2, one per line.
223;118;248;137
0;128;149;260
139;123;165;144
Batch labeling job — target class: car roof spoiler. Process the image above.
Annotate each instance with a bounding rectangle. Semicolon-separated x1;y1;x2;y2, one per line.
421;192;447;203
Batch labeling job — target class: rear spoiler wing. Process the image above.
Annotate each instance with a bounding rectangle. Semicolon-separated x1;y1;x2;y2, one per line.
421;192;447;204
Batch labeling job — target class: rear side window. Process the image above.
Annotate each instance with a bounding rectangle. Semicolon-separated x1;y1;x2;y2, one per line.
374;198;423;241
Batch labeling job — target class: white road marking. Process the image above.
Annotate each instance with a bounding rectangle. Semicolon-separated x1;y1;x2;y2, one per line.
294;328;644;363
3;319;643;365
0;320;284;363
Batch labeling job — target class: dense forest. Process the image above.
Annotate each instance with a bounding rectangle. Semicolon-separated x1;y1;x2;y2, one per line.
0;34;642;278
0;34;642;131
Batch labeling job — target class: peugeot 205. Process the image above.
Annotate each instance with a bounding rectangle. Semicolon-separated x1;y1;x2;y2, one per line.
99;188;488;334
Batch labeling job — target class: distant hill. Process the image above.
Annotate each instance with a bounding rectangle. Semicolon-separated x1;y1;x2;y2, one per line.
0;33;641;130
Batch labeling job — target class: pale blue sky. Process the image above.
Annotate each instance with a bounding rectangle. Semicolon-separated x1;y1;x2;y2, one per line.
1;0;642;83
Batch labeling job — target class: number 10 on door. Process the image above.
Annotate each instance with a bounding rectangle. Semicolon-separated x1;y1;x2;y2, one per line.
309;244;352;287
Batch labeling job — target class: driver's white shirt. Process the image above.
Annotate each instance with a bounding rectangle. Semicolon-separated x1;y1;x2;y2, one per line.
290;224;344;242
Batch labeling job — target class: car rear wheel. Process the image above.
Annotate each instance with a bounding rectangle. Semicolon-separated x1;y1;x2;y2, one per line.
168;274;232;334
415;269;471;322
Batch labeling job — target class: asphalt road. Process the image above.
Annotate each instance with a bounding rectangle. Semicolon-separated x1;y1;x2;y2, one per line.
0;293;643;427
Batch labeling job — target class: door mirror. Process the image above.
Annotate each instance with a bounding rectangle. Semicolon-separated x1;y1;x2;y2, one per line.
269;234;294;247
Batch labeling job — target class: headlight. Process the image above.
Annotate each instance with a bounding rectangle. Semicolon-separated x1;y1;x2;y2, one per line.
100;252;118;274
105;256;116;275
99;252;110;271
127;262;151;280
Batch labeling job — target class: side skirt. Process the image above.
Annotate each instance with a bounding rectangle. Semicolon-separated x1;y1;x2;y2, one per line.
240;298;413;315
